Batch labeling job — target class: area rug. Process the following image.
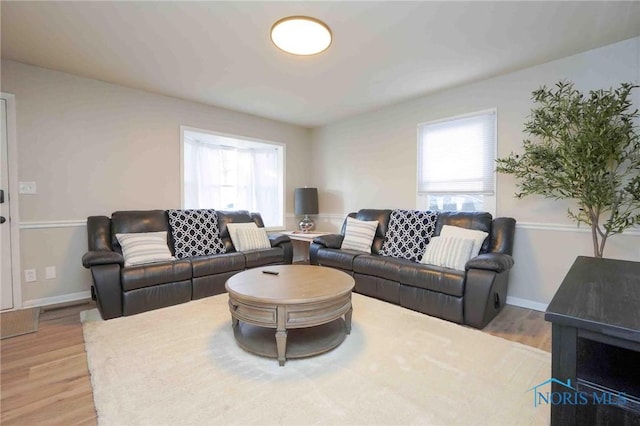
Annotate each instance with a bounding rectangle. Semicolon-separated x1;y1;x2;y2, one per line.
81;293;550;425
0;307;40;339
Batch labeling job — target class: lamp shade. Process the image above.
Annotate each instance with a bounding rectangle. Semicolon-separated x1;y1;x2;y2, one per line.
294;188;319;215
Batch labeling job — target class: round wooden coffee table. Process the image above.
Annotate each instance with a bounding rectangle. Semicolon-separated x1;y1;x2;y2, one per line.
225;265;354;366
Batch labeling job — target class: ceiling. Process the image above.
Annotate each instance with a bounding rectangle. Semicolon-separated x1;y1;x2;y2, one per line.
2;1;640;128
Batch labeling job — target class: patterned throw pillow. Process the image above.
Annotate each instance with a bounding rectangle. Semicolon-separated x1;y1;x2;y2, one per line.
420;236;475;271
115;231;175;267
167;209;226;259
379;210;438;262
341;217;379;253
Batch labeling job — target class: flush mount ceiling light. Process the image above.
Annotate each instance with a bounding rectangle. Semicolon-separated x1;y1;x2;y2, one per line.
270;16;332;56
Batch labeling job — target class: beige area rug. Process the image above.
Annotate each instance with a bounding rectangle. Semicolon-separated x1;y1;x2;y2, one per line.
0;307;40;339
81;294;551;426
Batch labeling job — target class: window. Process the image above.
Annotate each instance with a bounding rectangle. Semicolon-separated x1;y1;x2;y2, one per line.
181;127;285;228
417;109;496;214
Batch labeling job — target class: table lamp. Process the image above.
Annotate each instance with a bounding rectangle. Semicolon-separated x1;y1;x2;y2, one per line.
294;187;318;232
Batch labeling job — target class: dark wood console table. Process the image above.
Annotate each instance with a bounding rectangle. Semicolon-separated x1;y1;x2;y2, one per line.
545;256;640;425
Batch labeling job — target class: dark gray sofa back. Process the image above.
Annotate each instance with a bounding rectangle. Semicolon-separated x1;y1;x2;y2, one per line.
341;209;392;254
434;211;515;255
88;209;267;256
488;217;516;255
87;215;113;252
216;210;265;252
340;209;516;256
434;211;493;254
110;210;170;254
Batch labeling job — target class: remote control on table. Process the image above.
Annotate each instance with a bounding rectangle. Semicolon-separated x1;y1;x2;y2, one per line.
262;270;279;275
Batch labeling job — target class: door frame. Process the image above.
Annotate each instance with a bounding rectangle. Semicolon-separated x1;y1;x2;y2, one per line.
1;92;22;310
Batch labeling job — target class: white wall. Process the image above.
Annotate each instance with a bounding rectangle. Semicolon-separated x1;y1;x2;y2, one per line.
1;60;311;307
311;36;640;310
4;37;639;309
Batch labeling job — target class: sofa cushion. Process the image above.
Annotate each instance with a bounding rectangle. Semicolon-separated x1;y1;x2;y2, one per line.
122;280;192;316
121;259;192;291
115;231;175;267
439;225;488;258
315;248;360;271
244;247;286;268
398;262;466;297
420;236;475;271
191;252;246;277
353;255;407;282
167;209;226;259
227;223;271;251
341;217;378;253
379;210;438;262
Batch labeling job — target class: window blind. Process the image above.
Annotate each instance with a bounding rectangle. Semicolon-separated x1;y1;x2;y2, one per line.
417;110;496;195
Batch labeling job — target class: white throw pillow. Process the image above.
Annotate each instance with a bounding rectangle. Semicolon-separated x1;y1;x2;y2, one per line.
420;236;475;271
439;225;489;257
116;231;175;267
341;217;379;253
227;223;271;252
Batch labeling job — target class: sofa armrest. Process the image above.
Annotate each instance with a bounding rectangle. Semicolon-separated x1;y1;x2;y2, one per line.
312;234;344;249
268;233;291;247
82;250;124;268
465;253;514;273
90;263;123;320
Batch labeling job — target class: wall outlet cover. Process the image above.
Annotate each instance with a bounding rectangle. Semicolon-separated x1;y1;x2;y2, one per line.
24;269;37;282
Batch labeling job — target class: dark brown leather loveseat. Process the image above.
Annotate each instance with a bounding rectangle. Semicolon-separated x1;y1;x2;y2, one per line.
82;210;292;320
310;209;515;329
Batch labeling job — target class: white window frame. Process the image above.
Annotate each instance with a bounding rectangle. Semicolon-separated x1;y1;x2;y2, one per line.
180;125;286;230
416;109;497;215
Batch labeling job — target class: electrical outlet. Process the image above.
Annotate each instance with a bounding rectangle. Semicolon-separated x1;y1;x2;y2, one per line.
24;269;37;282
18;181;37;194
45;266;56;279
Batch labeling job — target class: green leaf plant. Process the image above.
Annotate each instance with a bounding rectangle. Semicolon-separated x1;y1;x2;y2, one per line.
496;81;640;258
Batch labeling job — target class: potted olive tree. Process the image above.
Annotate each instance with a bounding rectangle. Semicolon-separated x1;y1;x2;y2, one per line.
496;81;640;258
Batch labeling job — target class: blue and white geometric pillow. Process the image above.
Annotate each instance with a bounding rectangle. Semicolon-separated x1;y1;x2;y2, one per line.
167;209;226;259
379;210;438;262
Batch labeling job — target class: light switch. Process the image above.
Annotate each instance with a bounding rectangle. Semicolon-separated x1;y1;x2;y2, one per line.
18;181;37;194
45;266;56;279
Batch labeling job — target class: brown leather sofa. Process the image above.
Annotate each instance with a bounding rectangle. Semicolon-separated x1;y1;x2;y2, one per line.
309;209;516;329
82;210;292;320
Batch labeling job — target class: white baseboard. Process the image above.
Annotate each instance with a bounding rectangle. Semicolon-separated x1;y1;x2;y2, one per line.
23;291;92;308
506;296;548;312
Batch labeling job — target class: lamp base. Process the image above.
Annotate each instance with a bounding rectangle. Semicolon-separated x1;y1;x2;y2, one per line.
299;215;315;233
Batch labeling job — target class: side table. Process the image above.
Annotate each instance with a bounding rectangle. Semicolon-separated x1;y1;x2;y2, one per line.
281;231;331;263
545;256;640;425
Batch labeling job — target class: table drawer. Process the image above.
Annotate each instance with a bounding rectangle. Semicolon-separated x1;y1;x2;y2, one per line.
229;300;277;327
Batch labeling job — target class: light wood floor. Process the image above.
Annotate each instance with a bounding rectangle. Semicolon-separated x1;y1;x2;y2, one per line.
1;302;97;426
0;299;551;425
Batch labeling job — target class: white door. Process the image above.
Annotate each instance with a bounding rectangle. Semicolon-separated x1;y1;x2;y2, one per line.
1;98;13;310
